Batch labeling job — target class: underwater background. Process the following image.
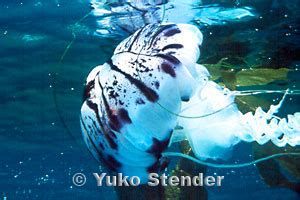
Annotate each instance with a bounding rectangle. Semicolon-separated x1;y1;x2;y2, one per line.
0;0;300;199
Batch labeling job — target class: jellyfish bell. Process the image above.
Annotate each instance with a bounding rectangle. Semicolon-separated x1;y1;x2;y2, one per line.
80;22;300;183
81;23;203;182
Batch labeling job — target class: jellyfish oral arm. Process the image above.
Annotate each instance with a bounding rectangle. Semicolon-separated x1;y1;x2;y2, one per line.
237;95;300;147
176;79;300;160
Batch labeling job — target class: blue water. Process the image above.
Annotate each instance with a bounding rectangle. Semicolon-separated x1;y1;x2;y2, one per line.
0;0;300;199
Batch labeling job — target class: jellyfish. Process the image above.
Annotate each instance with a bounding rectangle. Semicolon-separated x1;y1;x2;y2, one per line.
80;23;300;183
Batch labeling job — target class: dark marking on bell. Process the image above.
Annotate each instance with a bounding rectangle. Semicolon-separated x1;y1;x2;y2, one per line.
164;27;181;37
85;100;118;150
161;62;176;77
147;157;170;173
104;132;118;149
147;161;160;173
98;78;123;132
154;81;160;89
152;24;177;42
102;127;118;149
112;80;118;86
107;155;122;171
160;158;170;172
82;79;95;102
136;98;145;105
107;59;159;102
118;108;132;124
80;117;115;168
148;24;177;48
161;43;183;51
128;26;145;51
155;53;181;65
146;132;172;159
108;114;122;132
86;100;101;125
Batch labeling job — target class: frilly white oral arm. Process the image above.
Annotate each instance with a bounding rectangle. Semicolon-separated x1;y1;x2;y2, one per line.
165;85;300;168
176;74;300;160
237;92;300;147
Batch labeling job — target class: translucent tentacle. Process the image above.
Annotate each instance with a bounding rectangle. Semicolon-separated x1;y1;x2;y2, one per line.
233;89;300;96
162;152;300;168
